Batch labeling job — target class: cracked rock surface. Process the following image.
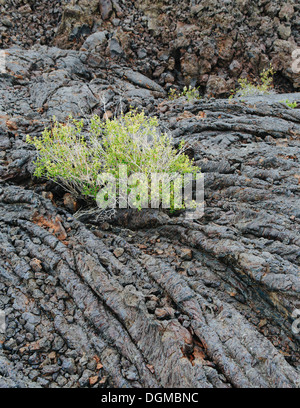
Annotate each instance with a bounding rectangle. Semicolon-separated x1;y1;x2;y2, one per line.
0;184;299;388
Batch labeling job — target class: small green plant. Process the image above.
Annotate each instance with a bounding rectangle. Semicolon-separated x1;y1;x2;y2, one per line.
168;88;180;100
181;85;201;102
27;110;200;212
230;65;275;99
168;85;201;102
280;99;297;109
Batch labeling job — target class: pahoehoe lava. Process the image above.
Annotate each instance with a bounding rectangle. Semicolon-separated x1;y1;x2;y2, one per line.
0;0;299;388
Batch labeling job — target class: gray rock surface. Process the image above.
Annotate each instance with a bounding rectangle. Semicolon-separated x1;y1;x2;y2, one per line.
0;3;300;389
1;1;299;94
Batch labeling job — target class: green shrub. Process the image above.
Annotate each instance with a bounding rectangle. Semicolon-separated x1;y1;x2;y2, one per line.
168;85;201;102
27;110;200;212
230;65;275;98
168;88;180;100
280;99;297;109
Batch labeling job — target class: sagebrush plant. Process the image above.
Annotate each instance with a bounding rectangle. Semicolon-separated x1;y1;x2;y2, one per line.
168;85;201;102
26;110;200;212
230;65;275;99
